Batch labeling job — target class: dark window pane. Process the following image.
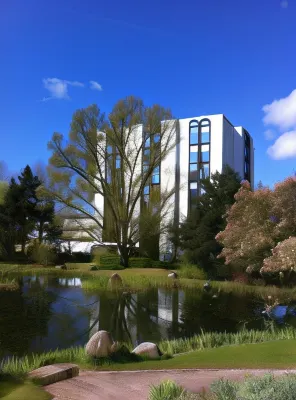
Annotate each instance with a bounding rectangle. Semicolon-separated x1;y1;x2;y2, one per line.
201;144;209;162
144;186;150;195
200;163;210;179
152;174;160;184
154;166;160;173
107;168;111;183
189;164;198;181
107;145;113;154
145;137;150;148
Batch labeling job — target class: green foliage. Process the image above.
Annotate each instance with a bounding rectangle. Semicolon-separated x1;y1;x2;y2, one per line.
98;255;121;267
149;380;185;400
207;374;296;400
178;264;207;280
176;166;241;276
129;257;151;268
89;265;99;271
26;241;57;265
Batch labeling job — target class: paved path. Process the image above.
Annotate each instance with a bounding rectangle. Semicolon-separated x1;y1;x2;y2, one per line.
45;369;296;400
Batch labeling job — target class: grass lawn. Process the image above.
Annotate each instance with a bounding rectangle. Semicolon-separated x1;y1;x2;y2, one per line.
91;339;296;371
0;380;52;400
2;262;296;298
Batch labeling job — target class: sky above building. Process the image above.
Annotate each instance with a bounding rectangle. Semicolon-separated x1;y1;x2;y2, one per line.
1;0;296;187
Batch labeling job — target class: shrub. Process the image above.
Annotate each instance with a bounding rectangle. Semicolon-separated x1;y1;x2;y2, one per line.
26;241;57;266
151;260;170;269
129;257;151;268
232;272;249;284
149;380;185;400
178;264;207;280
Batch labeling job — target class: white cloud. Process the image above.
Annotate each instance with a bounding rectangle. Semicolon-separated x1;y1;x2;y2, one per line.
280;0;288;8
262;89;296;131
42;78;84;101
264;129;276;141
267;131;296;160
89;80;103;91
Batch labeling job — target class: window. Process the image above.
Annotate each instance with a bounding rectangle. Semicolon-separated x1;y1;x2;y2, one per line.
152;166;160;185
144;186;150;195
116;154;121;169
201;144;210;162
244;129;251;182
190;145;198;163
154;134;160;143
188;118;211;211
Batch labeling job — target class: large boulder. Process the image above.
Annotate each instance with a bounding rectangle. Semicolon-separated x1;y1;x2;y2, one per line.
132;342;162;359
168;272;178;279
108;273;123;290
85;330;117;358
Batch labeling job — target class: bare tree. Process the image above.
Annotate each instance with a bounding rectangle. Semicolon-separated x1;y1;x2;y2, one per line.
42;96;178;267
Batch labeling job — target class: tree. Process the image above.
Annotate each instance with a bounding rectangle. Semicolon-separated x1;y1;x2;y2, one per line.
44;96;177;267
216;176;296;277
176;165;241;275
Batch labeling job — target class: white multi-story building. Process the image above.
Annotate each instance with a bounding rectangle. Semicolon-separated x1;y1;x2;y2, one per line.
66;113;254;258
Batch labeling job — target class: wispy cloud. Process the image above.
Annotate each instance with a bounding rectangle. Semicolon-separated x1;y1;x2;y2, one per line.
42;78;84;101
262;89;296;131
264;129;276;141
280;0;288;8
267;131;296;160
89;81;103;91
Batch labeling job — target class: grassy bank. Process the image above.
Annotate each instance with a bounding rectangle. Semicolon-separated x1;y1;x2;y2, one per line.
0;375;52;400
2;329;296;376
1;262;296;299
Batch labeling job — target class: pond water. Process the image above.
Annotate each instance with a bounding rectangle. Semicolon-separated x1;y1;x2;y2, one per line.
0;275;296;359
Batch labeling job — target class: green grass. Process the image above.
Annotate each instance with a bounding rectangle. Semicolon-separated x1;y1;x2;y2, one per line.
3;330;296;377
2;262;296;298
93;339;296;371
0;375;52;400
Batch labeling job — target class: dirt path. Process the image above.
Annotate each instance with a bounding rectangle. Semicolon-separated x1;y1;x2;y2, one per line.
45;368;296;399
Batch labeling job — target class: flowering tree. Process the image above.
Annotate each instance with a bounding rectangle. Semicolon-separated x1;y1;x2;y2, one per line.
261;236;296;282
215;180;275;273
216;176;296;278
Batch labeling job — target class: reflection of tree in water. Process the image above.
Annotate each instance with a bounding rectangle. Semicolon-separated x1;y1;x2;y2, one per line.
0;276;56;357
180;289;263;336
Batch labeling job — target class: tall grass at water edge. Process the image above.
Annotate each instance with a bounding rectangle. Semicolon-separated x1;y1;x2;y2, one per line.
2;327;296;377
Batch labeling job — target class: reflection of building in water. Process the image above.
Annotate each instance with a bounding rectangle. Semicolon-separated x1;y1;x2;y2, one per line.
58;278;82;287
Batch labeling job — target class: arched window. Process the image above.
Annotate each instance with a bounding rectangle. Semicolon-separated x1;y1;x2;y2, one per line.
189;120;199;210
198;119;211;181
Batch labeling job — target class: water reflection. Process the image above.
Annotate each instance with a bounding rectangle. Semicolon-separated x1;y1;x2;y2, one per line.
0;275;295;359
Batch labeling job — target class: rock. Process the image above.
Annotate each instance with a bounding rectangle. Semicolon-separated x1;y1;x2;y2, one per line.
85;330;116;358
168;272;178;279
108;273;123;290
28;363;79;386
55;264;67;270
132;342;162;359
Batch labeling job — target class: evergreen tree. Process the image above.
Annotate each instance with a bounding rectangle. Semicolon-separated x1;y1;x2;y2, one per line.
178;165;241;275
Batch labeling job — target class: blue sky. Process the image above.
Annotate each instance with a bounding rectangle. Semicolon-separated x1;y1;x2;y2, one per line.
1;0;296;187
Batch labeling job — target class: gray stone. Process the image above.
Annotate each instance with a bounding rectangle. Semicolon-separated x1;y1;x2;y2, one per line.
28;363;79;386
85;330;116;358
132;342;162;359
108;273;123;290
168;272;178;279
55;264;67;270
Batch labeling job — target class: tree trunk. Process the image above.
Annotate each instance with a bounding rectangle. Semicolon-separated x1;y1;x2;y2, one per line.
38;222;44;244
119;245;129;268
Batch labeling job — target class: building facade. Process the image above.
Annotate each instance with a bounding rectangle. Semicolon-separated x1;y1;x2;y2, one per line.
66;113;254;258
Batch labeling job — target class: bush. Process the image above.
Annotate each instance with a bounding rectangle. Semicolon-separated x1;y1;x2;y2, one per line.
149;380;185;400
129;257;151;268
178;264;207;280
26;241;57;266
151;260;170;269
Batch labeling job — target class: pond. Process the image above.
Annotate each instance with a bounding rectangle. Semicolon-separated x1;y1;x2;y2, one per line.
0;275;296;359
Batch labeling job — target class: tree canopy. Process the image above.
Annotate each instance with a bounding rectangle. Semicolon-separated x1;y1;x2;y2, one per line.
44;96;178;267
